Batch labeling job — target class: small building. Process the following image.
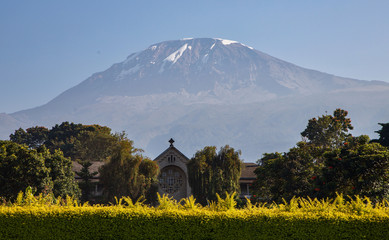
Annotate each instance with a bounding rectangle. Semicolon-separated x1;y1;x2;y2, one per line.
153;138;191;201
153;139;258;201
72;161;105;199
239;162;258;199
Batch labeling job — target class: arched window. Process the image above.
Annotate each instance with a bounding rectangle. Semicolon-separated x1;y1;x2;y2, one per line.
159;166;184;194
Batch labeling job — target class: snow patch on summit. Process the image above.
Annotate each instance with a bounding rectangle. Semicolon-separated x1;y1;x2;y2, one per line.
164;44;188;64
214;38;254;49
215;38;238;45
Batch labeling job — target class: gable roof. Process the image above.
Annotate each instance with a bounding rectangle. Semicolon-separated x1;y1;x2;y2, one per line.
240;162;258;182
72;161;104;179
154;145;190;162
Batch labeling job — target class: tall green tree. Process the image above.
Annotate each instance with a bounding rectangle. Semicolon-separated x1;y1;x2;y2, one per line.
254;109;354;202
41;147;81;199
75;161;98;202
10;126;49;149
253;142;321;202
318;135;389;201
0;141;80;200
73;127;117;162
9;123;119;201
99;137;159;203
372;123;389;147
301;108;353;149
187;145;242;205
0;141;51;200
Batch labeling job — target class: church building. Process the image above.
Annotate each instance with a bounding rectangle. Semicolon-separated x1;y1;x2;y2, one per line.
73;138;257;202
153;138;258;201
153;138;191;200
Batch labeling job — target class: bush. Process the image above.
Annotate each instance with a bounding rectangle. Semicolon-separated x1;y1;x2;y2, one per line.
0;193;389;239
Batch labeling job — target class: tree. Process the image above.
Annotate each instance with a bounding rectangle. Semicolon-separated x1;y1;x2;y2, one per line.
9;123;146;202
10;126;49;149
72;127;117;162
318;135;389;201
253;109;354;202
0;141;80;200
0;141;51;200
99;137;159;203
41;147;81;199
187;145;242;205
253;142;321;202
253;152;285;202
372;123;389;147
71;127;118;202
301;108;353;149
253;108;389;202
76;161;98;202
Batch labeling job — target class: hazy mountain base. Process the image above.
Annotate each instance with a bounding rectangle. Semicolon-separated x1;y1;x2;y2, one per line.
2;87;388;162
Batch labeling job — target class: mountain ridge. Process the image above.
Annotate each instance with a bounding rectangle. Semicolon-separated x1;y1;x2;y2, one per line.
2;38;388;160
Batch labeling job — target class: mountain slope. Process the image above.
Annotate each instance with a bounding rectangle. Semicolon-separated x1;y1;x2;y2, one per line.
2;38;389;160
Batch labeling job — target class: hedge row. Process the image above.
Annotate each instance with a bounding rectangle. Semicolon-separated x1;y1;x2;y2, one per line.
1;206;389;239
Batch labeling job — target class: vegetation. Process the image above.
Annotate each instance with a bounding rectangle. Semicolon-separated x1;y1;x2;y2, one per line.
187;145;242;205
1;191;389;239
99;137;159;204
0;141;80;200
253;109;389;203
4;110;389;208
8;122;159;204
372;122;389;147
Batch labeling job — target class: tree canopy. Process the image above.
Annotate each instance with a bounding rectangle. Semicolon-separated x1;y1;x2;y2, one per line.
301;108;353;149
8;122;158;203
99;137;159;203
318;135;389;200
372;123;389;147
187;145;242;205
254;109;389;203
0;140;80;200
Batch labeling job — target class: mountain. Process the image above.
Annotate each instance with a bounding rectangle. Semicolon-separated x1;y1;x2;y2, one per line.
2;38;389;160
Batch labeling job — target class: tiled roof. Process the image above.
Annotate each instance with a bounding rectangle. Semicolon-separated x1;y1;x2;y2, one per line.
72;161;105;179
240;162;258;180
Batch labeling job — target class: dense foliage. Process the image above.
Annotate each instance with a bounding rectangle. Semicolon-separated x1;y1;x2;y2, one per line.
10;122;115;161
372;123;389;147
254;109;389;203
187;145;242;205
0;141;80;200
318;135;389;200
8;122;159;204
99;137;159;203
1;192;389;240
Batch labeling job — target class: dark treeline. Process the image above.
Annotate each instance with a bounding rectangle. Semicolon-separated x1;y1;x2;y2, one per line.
1;109;389;205
253;109;389;203
2;122;159;204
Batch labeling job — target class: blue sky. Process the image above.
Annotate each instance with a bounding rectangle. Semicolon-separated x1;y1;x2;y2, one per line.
1;0;388;113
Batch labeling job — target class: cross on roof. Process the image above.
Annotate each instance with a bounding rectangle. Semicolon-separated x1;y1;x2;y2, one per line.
169;138;175;147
